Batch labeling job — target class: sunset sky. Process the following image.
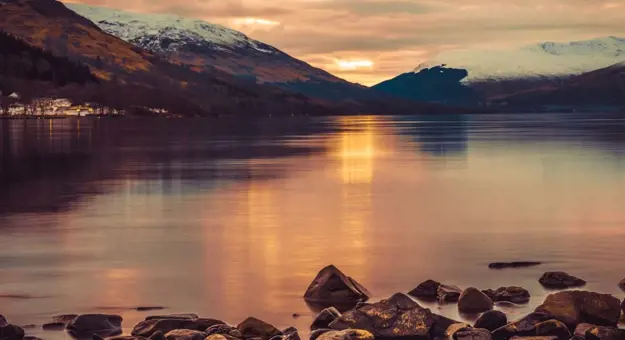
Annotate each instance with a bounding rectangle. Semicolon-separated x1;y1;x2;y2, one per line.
66;0;625;85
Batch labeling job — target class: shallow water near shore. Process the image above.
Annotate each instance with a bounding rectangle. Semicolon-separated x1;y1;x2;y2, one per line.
1;114;625;339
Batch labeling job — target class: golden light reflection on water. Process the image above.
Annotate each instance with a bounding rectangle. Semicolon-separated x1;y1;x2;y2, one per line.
337;117;377;184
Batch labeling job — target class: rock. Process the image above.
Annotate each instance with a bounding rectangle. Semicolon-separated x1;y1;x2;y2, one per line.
489;262;542;269
329;292;433;339
150;332;166;340
482;287;531;304
311;308;341;331
136;307;166;312
206;324;243;338
492;312;553;340
52;314;78;325
509;337;558;340
237;317;282;340
292;314;300;318
164;330;206;340
438;284;463;303
618;279;625;291
274;327;300;340
534;320;571;340
431;315;465;339
474;311;508;331
454;328;492;340
574;324;596;337
445;324;472;338
458;288;494;314
96;337;150;340
66;314;123;338
584;326;625;340
0;324;24;340
0;316;6;327
132;319;224;337
408;280;441;301
316;330;374;340
534;291;621;329
310;329;332;340
42;322;66;331
303;265;370;305
206;336;240;340
23;337;44;340
145;315;199;321
538;272;586;289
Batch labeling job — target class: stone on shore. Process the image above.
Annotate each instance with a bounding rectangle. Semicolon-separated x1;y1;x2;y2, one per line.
0;316;6;327
408;280;441;300
311;307;341;330
574;324;596;337
52;314;78;325
492;312;552;340
489;262;542;269
66;314;123;338
329;292;433;339
132;318;224;337
445;323;472;339
164;330;206;340
145;315;199;321
304;265;370;305
431;314;464;339
584;326;625;340
310;329;332;340
93;336;150;340
509;337;559;340
454;328;493;340
236;317;282;340
538;272;586;289
316;329;374;340
458;288;494;314
534;320;570;340
149;332;166;340
206;324;243;338
534;291;621;328
206;335;240;340
474;311;508;331
482;287;531;304
42;322;66;331
275;327;300;340
439;284;463;303
0;324;25;340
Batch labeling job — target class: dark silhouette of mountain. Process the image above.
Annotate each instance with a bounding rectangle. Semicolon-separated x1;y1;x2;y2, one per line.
372;66;481;106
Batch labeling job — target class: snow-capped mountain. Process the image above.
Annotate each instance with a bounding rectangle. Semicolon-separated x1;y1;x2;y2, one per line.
66;3;373;101
415;37;625;83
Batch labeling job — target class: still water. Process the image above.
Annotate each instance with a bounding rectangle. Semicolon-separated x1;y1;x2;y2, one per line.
1;114;625;338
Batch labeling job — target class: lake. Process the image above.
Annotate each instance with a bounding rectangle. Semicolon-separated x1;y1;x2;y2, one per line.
1;114;625;339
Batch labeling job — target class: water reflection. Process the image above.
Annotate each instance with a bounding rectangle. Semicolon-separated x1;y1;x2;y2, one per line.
395;115;468;158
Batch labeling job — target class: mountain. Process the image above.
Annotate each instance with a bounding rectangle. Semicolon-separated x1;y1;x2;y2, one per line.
66;3;373;101
372;66;480;106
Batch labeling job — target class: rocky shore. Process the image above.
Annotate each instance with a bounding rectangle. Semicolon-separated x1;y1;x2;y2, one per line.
1;265;624;340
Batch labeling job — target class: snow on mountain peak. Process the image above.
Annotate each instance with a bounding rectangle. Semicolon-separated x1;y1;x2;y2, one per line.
66;3;276;54
415;37;625;82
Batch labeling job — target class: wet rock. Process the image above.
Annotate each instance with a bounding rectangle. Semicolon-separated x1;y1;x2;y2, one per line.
273;327;300;340
136;307;166;312
329;292;433;339
292;314;300;318
52;314;78;325
574;324;596;337
454;328;492;340
23;337;44;340
132;319;224;337
236;317;282;340
149;332;166;340
0;324;24;340
0;316;6;327
492;312;553;340
538;272;586;289
445;324;472;339
534;291;621;328
431;315;464;339
206;324;243;338
66;314;123;338
303;265;370;305
316;330;374;340
439;284;463;303
408;280;441;301
164;330;207;340
489;262;542;269
482;287;531;304
458;288;494;314
534;320;570;340
509;337;558;340
310;329;332;340
311;308;341;331
145;315;199;321
474;311;508;331
584;326;625;340
42;322;66;331
94;337;150;340
205;335;240;340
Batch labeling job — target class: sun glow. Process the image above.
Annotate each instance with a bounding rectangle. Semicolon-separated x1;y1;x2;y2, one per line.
232;17;280;27
335;59;374;71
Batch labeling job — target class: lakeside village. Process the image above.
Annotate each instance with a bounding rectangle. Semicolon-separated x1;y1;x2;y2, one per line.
0;91;170;118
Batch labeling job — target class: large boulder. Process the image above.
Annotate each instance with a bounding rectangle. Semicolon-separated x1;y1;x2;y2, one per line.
164;330;206;340
236;317;281;340
329;292;434;339
533;320;571;340
315;329;374;340
458;288;494;314
474;311;508;331
538;272;586;289
408;280;441;301
431;314;464;339
304;265;370;305
66;314;123;338
584;326;625;340
438;284;463;303
0;324;24;340
534;291;621;329
482;287;531;304
311;307;341;330
454;328;493;340
132;319;224;337
145;315;199;321
206;324;243;338
492;312;553;340
310;329;332;340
